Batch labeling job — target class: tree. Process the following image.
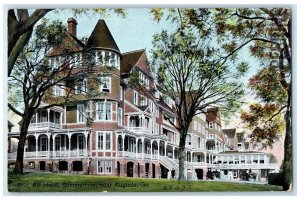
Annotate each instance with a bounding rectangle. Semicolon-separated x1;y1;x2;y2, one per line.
8;9;126;76
8;19;91;174
151;9;244;180
207;8;291;190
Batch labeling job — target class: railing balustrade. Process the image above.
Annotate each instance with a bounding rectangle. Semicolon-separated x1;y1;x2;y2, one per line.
29;122;61;130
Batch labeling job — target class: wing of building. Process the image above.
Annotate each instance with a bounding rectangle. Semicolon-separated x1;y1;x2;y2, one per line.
8;18;276;182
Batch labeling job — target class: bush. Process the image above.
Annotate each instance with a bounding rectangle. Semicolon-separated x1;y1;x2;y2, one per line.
268;173;284;186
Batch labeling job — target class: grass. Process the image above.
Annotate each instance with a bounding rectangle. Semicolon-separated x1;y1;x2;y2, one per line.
8;173;283;192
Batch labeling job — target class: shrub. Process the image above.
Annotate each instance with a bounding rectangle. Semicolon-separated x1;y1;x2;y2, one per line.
268;173;284;186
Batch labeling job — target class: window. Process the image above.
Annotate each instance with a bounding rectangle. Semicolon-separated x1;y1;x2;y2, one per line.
209;122;213;129
40;136;47;151
100;76;111;93
139;71;149;88
133;91;138;105
55;136;61;151
54;112;60;124
104;51;110;65
198;138;201;148
186;134;192;146
118;108;122;125
97;160;112;174
110;53;115;67
51;57;60;69
40;110;47;122
97;132;112;150
96;102;112;121
75;80;87;94
28;162;35;169
95;50;103;66
120;86;123;100
77;104;84;123
140;95;147;106
54;85;63;97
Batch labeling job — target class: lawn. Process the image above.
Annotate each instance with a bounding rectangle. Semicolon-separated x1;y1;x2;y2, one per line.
8;173;283;192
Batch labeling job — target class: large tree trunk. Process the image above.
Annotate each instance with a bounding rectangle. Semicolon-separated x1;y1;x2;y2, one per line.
282;89;292;191
13;122;29;174
178;130;187;180
13;115;31;174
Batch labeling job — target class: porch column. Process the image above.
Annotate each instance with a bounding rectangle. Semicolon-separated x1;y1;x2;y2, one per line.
204;152;207;164
84;132;88;157
164;142;167;157
251;155;254;164
150;140;153;160
172;147;175;159
239;155;241;164
53;134;56;158
68;133;71;158
34;135;38;157
135;138;138;158
157;140;160;159
122;134;125;157
47;133;51;158
141;138;144;159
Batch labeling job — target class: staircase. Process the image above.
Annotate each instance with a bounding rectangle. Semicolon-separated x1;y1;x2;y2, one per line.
159;156;179;179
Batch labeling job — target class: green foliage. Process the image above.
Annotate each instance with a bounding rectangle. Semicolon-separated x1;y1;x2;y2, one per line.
241;103;285;148
249;66;287;104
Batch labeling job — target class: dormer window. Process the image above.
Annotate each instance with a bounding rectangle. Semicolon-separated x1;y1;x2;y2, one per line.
100;76;111;93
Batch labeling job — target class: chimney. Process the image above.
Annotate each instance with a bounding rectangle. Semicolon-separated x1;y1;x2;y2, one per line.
67;18;77;37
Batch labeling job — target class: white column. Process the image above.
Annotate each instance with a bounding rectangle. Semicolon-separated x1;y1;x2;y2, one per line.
68;134;71;157
135;138;138;158
85;132;88;156
47;133;51;158
157;140;160;159
53;134;56;158
142;138;144;159
122;134;125;157
172;147;175;159
150;140;153;160
164;143;167;157
35;136;38;158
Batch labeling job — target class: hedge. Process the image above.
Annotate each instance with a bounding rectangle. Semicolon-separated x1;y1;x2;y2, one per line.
268;173;284;186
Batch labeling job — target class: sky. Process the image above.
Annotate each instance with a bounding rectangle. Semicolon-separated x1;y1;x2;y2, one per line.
45;8;261;98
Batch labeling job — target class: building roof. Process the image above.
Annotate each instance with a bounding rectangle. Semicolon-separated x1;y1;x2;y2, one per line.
120;49;145;74
222;128;236;138
86;20;120;54
47;32;84;57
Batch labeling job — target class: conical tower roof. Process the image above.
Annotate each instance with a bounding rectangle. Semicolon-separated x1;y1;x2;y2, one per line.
86;19;120;54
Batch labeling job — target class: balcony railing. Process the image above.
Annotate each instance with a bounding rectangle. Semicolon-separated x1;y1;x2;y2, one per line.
126;126;151;134
8;150;88;159
211;163;276;170
29;122;61;130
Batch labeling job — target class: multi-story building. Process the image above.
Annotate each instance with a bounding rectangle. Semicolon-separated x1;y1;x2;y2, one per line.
7;18;276;182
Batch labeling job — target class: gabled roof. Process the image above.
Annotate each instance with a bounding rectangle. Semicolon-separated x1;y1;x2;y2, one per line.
47;32;84;57
86;19;120;54
120;49;145;74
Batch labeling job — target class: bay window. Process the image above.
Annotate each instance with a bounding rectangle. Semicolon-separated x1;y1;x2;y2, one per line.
97;102;112;121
